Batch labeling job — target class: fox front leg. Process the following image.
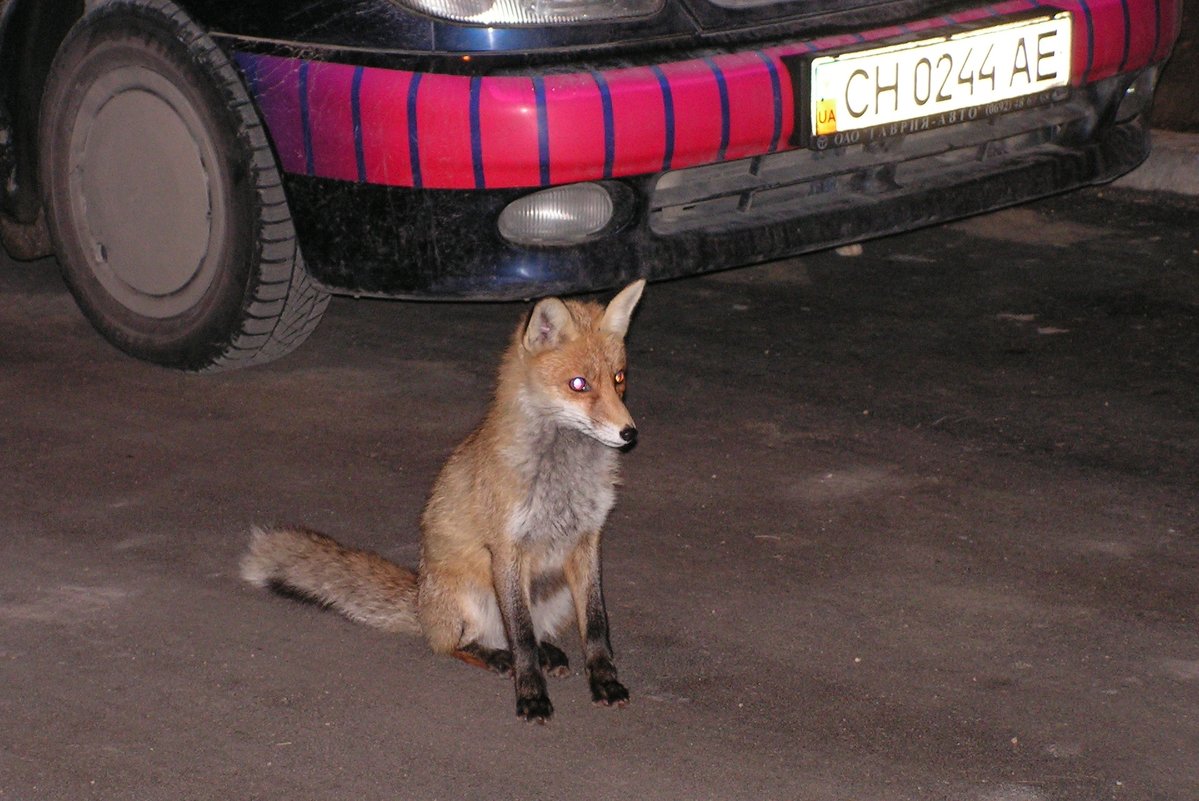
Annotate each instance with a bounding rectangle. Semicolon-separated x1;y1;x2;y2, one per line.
566;533;629;707
490;547;553;722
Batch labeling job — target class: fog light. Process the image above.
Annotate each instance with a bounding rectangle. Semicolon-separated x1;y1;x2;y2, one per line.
498;183;614;246
1115;67;1159;122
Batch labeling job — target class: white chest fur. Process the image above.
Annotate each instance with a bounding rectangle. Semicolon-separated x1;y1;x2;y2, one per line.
506;427;618;553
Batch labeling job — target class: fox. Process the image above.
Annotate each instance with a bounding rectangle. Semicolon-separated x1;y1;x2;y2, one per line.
240;280;646;722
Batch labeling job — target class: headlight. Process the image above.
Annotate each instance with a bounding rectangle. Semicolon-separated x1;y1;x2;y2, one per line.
396;0;663;25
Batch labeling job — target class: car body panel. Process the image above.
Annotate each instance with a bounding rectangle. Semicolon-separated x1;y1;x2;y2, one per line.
193;0;973;58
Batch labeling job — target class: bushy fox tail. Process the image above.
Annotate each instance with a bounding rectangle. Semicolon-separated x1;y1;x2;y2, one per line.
240;525;420;635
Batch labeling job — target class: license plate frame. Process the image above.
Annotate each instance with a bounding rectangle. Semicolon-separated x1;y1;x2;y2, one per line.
783;12;1073;150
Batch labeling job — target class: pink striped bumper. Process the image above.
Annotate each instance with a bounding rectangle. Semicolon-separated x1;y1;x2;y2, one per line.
235;0;1180;191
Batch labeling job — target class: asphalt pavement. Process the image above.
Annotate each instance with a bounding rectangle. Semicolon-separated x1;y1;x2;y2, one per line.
1114;129;1199;196
2;186;1197;801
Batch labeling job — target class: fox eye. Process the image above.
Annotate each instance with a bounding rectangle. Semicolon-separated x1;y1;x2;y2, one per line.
568;376;590;392
614;370;626;385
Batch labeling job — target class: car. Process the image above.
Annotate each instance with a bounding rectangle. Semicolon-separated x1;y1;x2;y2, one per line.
0;0;1182;370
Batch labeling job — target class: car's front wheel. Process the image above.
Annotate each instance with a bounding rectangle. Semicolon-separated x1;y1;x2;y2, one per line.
39;0;329;371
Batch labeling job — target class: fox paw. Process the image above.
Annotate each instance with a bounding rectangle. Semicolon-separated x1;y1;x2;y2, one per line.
453;644;513;677
516;691;554;723
539;642;571;678
590;677;629;707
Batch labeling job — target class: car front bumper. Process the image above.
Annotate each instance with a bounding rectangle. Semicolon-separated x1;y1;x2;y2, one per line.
231;0;1181;299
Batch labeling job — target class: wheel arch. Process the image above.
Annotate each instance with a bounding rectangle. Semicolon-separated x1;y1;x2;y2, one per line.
0;0;249;226
0;0;85;223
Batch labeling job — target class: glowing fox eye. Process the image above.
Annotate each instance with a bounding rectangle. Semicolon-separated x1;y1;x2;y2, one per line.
569;376;590;392
614;370;626;385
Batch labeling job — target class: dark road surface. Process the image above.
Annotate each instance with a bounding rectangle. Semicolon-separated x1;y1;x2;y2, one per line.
2;188;1197;801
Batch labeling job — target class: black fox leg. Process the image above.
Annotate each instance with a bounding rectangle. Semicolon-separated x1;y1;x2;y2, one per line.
566;534;629;707
492;548;552;722
582;596;628;706
539;641;571;677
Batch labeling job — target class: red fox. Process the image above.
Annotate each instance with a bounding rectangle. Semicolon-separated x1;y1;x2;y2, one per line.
240;280;646;722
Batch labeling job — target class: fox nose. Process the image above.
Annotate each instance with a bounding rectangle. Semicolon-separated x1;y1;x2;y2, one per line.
619;426;637;444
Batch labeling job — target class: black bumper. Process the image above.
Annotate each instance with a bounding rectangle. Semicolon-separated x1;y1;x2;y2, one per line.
285;73;1151;301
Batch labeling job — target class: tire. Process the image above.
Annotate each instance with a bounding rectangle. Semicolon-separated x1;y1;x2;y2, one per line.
38;0;329;371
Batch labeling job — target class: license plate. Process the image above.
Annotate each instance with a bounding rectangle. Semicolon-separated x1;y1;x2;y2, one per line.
806;13;1072;147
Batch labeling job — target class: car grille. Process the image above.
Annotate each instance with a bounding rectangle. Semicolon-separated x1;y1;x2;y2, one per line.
648;89;1100;237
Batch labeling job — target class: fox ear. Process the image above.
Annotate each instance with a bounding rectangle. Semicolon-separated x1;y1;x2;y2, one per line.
600;279;646;338
524;297;576;353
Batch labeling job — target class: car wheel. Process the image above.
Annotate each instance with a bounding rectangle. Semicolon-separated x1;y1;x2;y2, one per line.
38;0;329;371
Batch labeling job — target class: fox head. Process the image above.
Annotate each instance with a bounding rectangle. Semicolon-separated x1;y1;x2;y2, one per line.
516;280;646;448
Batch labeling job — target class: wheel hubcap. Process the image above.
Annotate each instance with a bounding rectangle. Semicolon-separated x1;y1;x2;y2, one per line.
68;65;226;319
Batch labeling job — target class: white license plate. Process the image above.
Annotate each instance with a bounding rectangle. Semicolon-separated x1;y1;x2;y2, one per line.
809;13;1072;143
